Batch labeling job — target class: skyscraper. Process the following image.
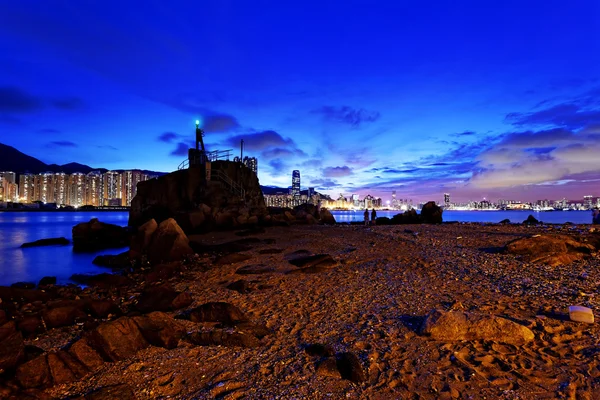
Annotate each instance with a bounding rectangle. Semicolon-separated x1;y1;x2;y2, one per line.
444;193;450;207
52;172;68;205
68;173;86;207
103;171;122;206
85;171;103;206
19;173;35;203
121;170;148;206
292;170;300;198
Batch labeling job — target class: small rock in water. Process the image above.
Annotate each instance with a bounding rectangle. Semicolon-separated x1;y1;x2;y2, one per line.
568;306;594;324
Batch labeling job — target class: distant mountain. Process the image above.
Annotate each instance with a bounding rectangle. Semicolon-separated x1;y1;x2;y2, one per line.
0;143;49;174
0;142;165;176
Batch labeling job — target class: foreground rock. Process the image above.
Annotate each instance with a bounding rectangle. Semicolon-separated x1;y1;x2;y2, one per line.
135;284;193;313
505;234;595;266
20;237;69;248
179;302;249;325
129;218;194;264
420;309;534;345
0;322;25;373
72;218;129;252
15;312;186;389
129;161;267;233
420;201;443;224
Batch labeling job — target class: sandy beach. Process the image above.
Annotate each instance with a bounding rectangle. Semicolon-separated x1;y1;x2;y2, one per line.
3;222;594;399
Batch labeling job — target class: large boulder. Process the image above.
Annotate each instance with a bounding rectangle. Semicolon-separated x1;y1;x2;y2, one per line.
21;237;69;248
129;161;267;233
420;309;534;345
87;317;149;361
146;218;194;264
129;219;158;260
505;234;595;266
179;302;249;325
0;321;25;373
319;208;336;225
132;312;186;349
391;209;420;224
72;219;129;252
420;201;443;224
135;284;192;313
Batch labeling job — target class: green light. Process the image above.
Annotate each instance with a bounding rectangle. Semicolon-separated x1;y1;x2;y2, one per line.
195;120;200;125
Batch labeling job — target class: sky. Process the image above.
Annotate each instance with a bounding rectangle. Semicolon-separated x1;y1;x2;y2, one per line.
0;1;599;203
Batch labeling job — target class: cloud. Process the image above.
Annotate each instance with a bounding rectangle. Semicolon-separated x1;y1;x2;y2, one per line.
202;114;240;133
313;106;380;127
268;158;289;171
52;97;84;110
0;114;22;125
470;126;600;189
158;132;180;143
96;144;118;150
48;141;77;147
506;102;600;130
225;131;295;151
322;166;353;178
0;87;42;112
261;147;307;159
451;131;476;137
300;159;323;169
170;142;189;157
38;128;61;134
310;178;341;190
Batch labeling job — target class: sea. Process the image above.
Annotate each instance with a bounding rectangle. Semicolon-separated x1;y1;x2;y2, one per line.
0;211;129;287
0;209;594;287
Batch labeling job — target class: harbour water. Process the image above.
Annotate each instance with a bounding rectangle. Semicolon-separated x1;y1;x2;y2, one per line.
0;210;593;287
331;209;594;224
0;211;129;287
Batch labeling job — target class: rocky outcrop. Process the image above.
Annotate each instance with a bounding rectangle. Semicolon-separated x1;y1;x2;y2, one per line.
319;209;336;225
129;161;267;233
135;284;192;313
420;201;443;224
0;321;25;373
72;219;129;252
148;218;194;264
20;237;69;248
505;234;595;266
14;312;186;390
128;218;194;264
420;309;534;345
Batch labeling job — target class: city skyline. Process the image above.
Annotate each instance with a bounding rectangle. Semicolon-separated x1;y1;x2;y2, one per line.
1;2;599;202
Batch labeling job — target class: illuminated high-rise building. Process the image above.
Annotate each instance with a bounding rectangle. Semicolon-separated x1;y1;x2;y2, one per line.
52;172;68;205
0;172;18;202
19;173;35;203
444;193;450;207
584;195;593;209
85;171;103;206
34;172;54;203
68;173;86;207
103;171;122;206
121;170;145;206
292;170;300;198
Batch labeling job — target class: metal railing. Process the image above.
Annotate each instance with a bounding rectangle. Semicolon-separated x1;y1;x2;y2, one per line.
178;159;189;170
211;170;245;200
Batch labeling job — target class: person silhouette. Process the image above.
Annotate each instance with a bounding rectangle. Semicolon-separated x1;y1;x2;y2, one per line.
363;209;369;226
371;208;377;225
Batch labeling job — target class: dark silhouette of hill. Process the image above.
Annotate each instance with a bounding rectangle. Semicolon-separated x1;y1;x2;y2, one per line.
0;143;49;174
0;142;165;176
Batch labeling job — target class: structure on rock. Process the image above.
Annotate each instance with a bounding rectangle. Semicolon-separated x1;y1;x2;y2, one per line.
129;123;266;232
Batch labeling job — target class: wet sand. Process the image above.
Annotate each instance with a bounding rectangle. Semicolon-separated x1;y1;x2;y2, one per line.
37;223;600;399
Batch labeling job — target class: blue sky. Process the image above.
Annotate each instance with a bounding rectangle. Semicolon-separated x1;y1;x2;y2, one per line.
1;1;599;202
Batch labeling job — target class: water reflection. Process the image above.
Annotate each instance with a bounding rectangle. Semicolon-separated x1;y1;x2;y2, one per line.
0;212;129;286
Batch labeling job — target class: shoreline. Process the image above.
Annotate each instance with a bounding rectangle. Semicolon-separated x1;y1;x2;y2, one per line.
0;223;598;398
